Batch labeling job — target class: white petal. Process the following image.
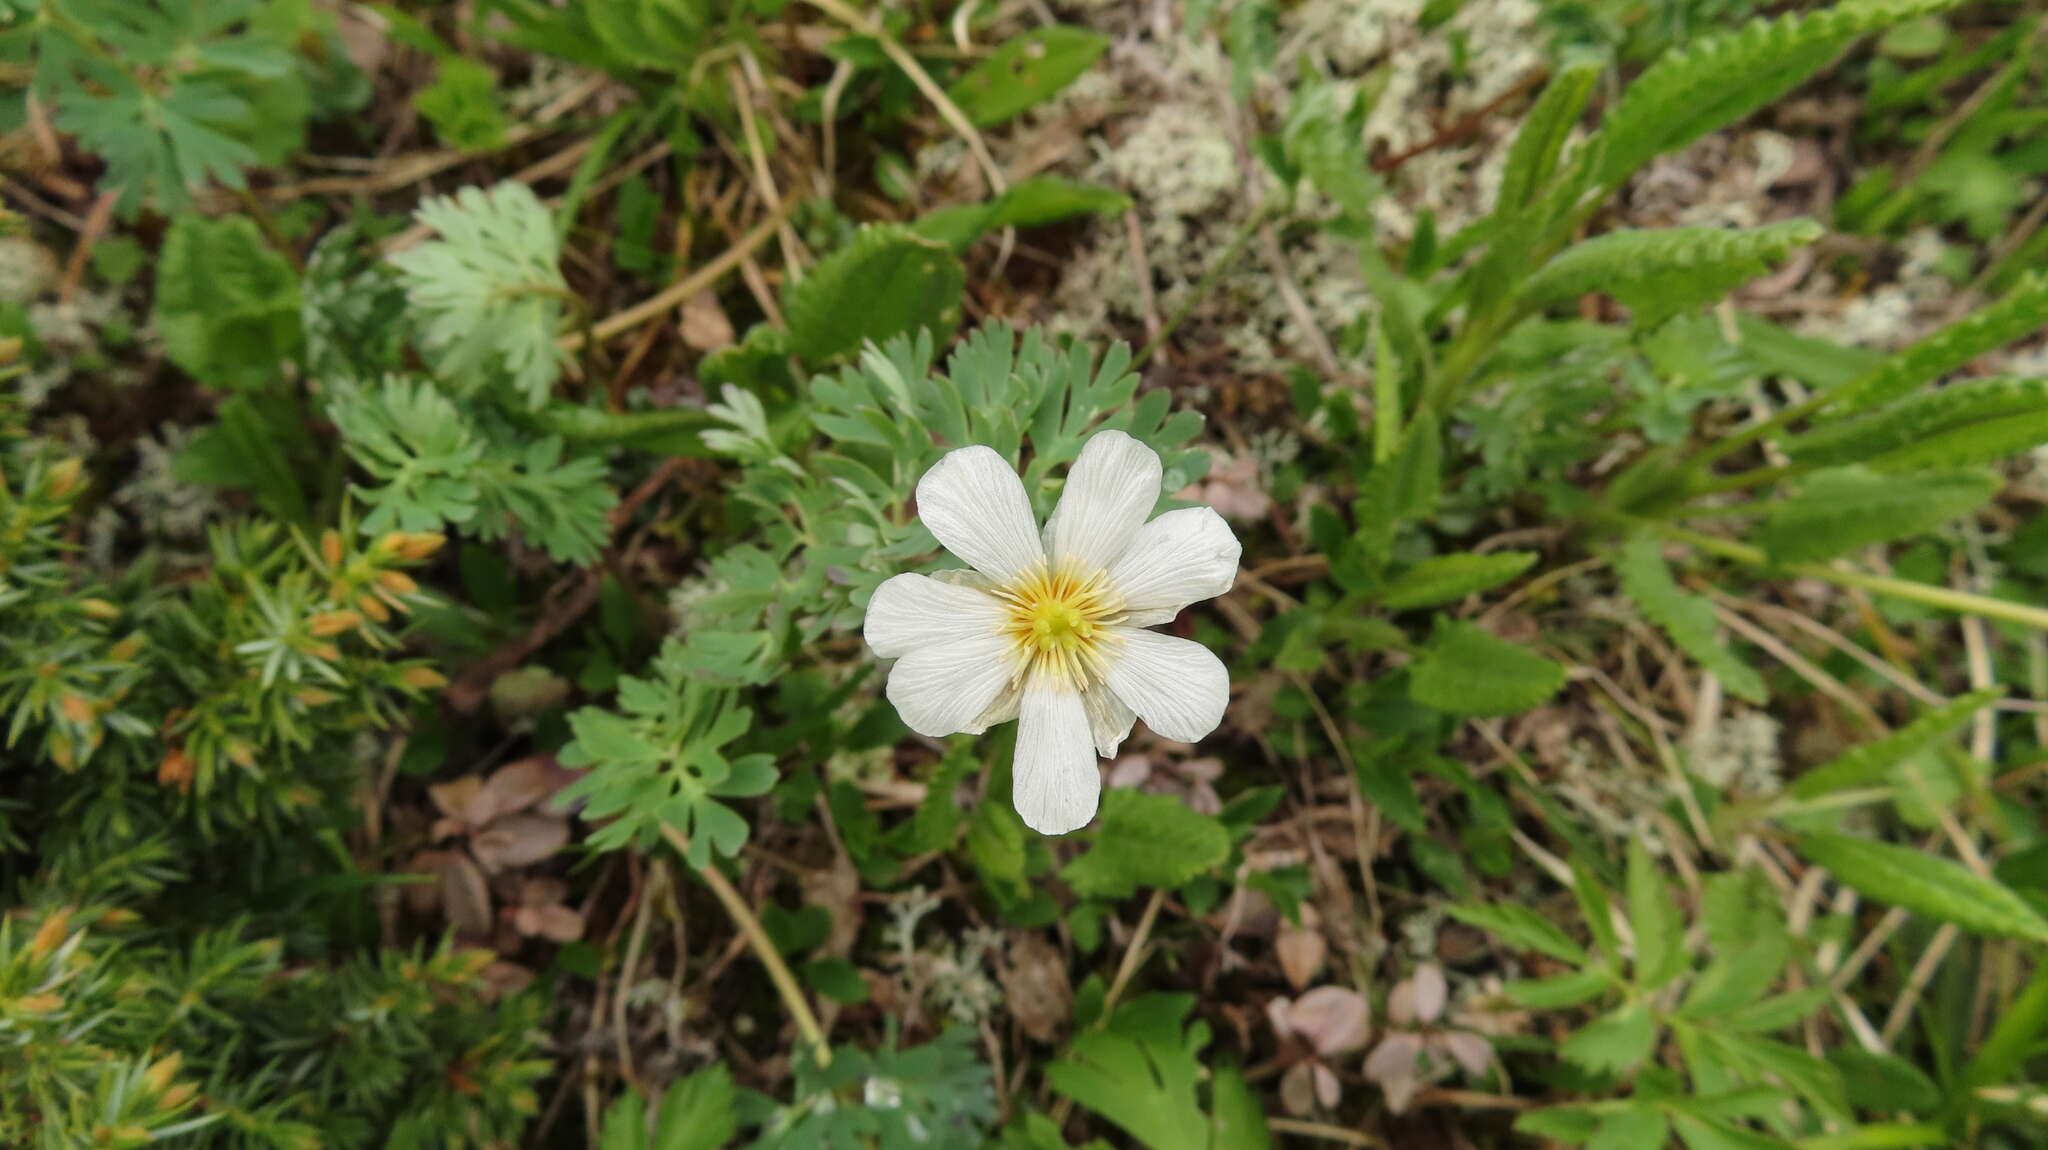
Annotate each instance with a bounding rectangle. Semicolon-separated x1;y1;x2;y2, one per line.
963;680;1021;735
1105;507;1240;622
916;445;1044;583
885;631;1019;738
1012;675;1102;835
863;573;1008;659
1082;684;1137;759
1045;430;1163;575
1102;628;1230;743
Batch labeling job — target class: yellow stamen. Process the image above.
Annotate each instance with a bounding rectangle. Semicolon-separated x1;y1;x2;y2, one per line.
995;565;1124;689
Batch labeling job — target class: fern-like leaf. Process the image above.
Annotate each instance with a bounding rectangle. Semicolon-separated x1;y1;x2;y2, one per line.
1827;273;2048;413
1496;58;1600;213
1520;221;1822;327
1616;536;1766;703
389;182;567;408
784;225;966;363
1756;466;1999;564
1590;0;1961;189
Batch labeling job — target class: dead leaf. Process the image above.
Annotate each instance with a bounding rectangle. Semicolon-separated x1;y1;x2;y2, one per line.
440;852;494;936
999;931;1072;1044
404;849;461;915
1390;964;1447;1027
1442;1030;1492;1077
513;903;586;943
1285;985;1370;1056
1276;925;1326;990
1312;1062;1341;1109
1279;1061;1318;1116
469;813;569;871
473;756;571;825
1364;1031;1424;1113
429;776;484;824
679;289;736;351
804;855;864;958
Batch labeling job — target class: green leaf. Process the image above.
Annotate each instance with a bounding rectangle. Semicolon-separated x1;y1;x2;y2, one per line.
946;27;1109;127
172;395;310;525
1496;58;1600;212
1797;832;2048;942
1045;996;1239;1150
913;177;1132;251
1788;377;2048;468
154;213;303;390
1786;688;2001;799
1354;409;1442;566
1445;902;1588;965
1591;1108;1669;1150
1521;222;1823;328
650;1064;737;1150
1505;970;1614;1008
600;1089;648;1150
1756;466;1999;564
803;958;871;1005
1560;1004;1658;1075
1672;1113;1792;1150
415;57;509;150
784;225;966;362
1060;790;1230;898
1829;273;2048;412
1410;621;1565;717
1589;0;1963;188
1617;536;1766;703
1375;551;1538;610
1627;840;1687;990
389;182;568;408
1207;1064;1273;1150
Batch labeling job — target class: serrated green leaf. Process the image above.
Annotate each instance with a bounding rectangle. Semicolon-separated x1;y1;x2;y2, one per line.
1829;273;2048;412
784;225;966;362
1589;0;1963;189
914;177;1132;251
1788;377;2048;468
1798;832;2048;942
1592;1108;1669;1150
1060;790;1230;898
1410;621;1565;717
1497;58;1600;212
1617;536;1766;703
1445;902;1588;965
1505;970;1614;1008
1354;409;1442;567
1561;1004;1658;1075
1756;466;1998;564
1521;221;1822;328
1376;551;1538;610
650;1064;736;1150
946;26;1109;127
1628;841;1688;990
1787;688;2001;799
1045;996;1210;1150
154;213;303;390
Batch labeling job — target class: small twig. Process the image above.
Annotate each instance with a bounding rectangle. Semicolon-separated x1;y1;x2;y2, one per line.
1266;1118;1395;1148
1881;922;1958;1046
57;190;118;303
662;824;832;1067
562;203;793;351
1712;605;1886;733
1371;69;1548;175
728;62;807;280
1049;889;1168;1126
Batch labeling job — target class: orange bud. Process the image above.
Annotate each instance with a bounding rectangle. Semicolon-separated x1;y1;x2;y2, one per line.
49;736;74;771
320;529;344;567
15;993;62;1013
109;635;144;661
327;580;351;602
58;695;94;724
97;908;138;928
78;598;120;620
158;748;194;793
307;610;362;637
399;666;448;690
160;1083;197;1109
29;908;70;960
395;532;445;561
224;740;255;768
308;643;341;662
296;688;339;706
376;570;419;596
356;592;391;623
0;336;20;365
143;1051;183;1092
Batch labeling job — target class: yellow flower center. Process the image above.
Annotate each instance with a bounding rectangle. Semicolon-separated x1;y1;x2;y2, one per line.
996;566;1122;689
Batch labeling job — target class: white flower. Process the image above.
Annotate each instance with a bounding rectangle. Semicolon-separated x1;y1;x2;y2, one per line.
863;431;1241;835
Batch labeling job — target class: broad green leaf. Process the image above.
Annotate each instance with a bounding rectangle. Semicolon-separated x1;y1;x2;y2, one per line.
1789;377;2048;468
1354;409;1441;567
784;225;966;362
1505;970;1614;1008
651;1064;736;1150
1560;1004;1658;1075
1045;995;1210;1150
1829;272;2048;412
946;27;1109;127
1617;535;1767;703
1592;1108;1669;1150
1672;1113;1791;1150
1521;221;1822;328
1410;621;1565;717
1376;551;1538;610
1207;1064;1272;1150
155;213;303;390
1756;466;1999;564
1798;832;2048;942
1445;902;1588;965
913;177;1132;251
1060;790;1230;898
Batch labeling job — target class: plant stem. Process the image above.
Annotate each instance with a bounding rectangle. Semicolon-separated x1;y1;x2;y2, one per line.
661;824;832;1068
1638;520;2048;632
1133;207;1276;370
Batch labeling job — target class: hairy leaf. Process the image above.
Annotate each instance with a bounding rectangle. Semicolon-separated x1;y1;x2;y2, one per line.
1376;551;1538;610
1789;377;2048;467
1756;466;1998;563
1410;621;1565;717
784;225;966;362
1060;790;1230;898
1786;688;2003;799
154;213;303;391
1798;832;2048;943
1829;273;2048;412
1521;221;1823;328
